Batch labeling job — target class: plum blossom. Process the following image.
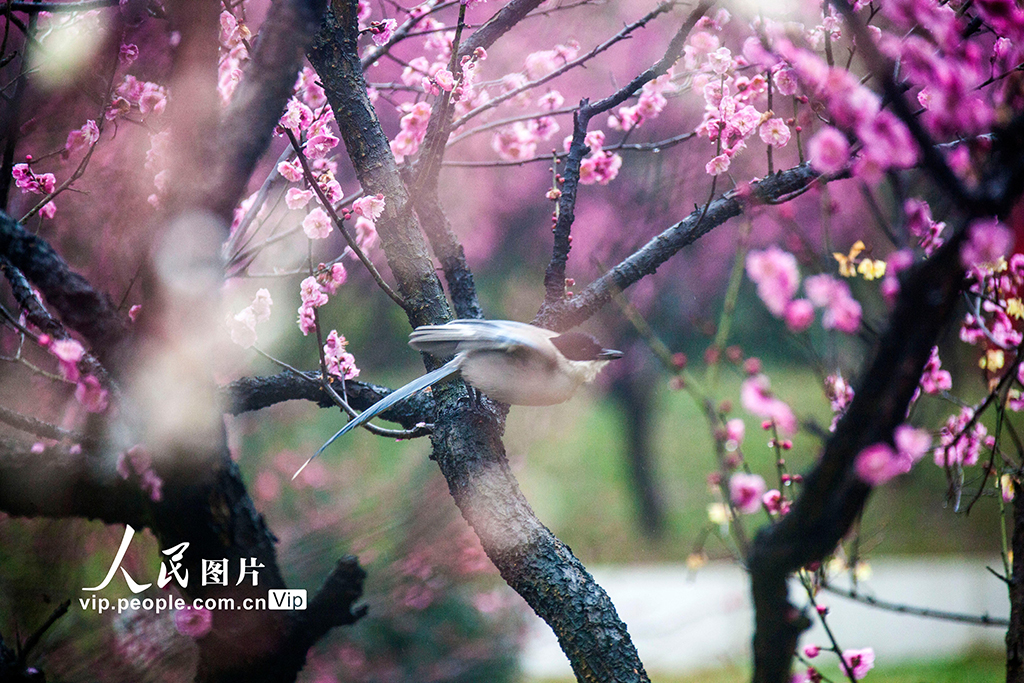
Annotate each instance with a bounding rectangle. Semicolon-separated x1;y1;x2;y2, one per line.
934;406;987;467
75;375;109;413
807;126;850;174
705;154;730;176
579;152;622;185
118;43;139;65
391;101;432;163
759;117;791;147
904;199;945;255
324;330;360;380
230;307;257;349
174;607;213;639
492;123;538;162
729;473;766;514
303;208;332;239
961;218;1013;269
322;262;348;294
352;194;386;222
919;347;952;394
50;338;85;382
841;648;875;680
277;159;303;182
286;188;314;209
279;98;313;134
784;299;815;332
855;443;900;485
855;426;931;485
116;445;163;502
740;374;798;434
370;18;397;46
746;246;800;316
803;274;861;333
298;277;328;335
64;120;99;157
228;288;272;349
12;163;56;195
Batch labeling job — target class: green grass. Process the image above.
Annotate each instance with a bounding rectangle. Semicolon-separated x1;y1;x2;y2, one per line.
527;647;1005;683
502;362;1003;564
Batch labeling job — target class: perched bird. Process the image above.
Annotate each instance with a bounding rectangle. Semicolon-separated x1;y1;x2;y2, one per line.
294;319;622;479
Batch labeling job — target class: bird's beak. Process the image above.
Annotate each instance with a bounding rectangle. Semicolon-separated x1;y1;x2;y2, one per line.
598;348;624;360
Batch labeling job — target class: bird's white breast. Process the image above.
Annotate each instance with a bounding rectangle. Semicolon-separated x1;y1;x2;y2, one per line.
459;350;606;405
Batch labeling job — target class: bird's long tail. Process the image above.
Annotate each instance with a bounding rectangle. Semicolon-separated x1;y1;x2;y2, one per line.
292;356;463;480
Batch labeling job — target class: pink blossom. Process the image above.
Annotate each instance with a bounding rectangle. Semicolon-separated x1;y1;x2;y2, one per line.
118;43;139;65
75;375;109;413
174;607;213;639
705;154;731;176
807;126;850;174
277;159;303;182
746;246;800;316
138;83;167;115
228;306;258;348
303;208;332;239
841;648;875;680
729;472;766;514
306;131;339;159
434;69;454;91
934;406;987;467
128;305;142;322
762;489;783;513
803;274;861;333
286;188;314;210
254;470;281;502
39;202;56;219
579;151;622;185
824;373;854;415
50;338;85;382
12;163;56;195
855;442;902;485
370;18;397;46
492;123;538;162
323;263;348;295
538;90;565;111
352;194;385;221
140;469;163;502
354;217;378;251
803;644;820;658
64;120;100;156
784;299;815;332
961;218;1013;269
297;302;316;336
324;330;360;380
280;98;313;133
725;418;745;445
251;289;272;322
759;118;791;147
300;276;329;308
740;374;798;434
895;424;931;464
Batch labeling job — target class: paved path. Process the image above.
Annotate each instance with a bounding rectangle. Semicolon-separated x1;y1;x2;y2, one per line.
521;558;1008;678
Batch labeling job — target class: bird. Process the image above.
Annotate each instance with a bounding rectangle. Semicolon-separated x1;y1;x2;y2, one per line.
293;319;622;479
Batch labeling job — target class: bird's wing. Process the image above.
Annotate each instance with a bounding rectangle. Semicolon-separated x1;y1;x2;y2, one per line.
293;356;463;480
408;319;554;356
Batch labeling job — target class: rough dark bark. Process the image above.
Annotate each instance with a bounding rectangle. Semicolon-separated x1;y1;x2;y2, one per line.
222;370;433;427
1009;488;1024;683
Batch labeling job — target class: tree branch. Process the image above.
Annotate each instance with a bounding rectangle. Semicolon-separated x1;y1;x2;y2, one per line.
535;163;821;330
